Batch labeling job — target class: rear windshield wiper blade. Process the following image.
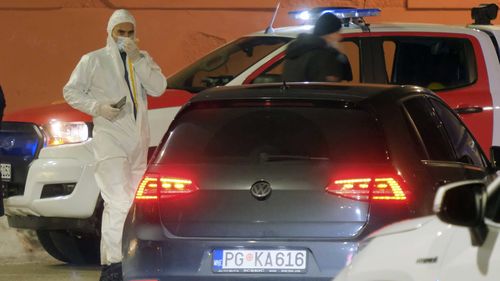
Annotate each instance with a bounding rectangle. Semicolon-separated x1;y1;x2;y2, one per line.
259;153;330;162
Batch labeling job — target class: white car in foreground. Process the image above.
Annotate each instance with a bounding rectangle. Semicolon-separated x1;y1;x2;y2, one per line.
334;170;500;281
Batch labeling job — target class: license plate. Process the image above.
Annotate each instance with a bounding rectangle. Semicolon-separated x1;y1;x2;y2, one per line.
212;249;307;273
0;163;11;182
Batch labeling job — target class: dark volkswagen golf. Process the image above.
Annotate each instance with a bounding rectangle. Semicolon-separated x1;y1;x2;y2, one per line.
122;83;494;281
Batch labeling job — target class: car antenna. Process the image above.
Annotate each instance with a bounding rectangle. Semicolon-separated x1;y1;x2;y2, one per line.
265;1;280;34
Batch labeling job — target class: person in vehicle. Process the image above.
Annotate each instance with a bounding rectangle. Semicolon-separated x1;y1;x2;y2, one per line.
283;13;352;82
63;9;167;281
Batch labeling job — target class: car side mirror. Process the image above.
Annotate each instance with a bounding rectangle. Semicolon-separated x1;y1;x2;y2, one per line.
433;180;488;246
490;146;500;170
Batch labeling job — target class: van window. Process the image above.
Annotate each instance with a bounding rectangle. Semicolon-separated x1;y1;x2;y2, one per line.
382;37;477;91
250;39;361;84
168;36;291;92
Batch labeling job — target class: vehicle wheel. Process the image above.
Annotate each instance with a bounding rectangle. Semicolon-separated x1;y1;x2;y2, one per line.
36;230;70;263
42;230;100;265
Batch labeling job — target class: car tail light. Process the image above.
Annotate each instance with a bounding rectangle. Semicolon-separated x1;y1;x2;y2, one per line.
135;174;198;201
326;174;407;201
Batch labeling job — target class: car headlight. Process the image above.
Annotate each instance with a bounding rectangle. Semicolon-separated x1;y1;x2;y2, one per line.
42;120;90;146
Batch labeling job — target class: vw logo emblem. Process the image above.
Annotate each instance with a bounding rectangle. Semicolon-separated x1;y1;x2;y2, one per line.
0;137;15;151
250;180;272;200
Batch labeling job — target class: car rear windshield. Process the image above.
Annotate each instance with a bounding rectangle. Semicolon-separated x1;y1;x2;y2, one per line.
155;100;389;165
167;36;291;93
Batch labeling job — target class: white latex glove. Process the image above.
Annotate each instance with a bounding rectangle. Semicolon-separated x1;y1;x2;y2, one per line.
123;38;142;62
97;104;120;121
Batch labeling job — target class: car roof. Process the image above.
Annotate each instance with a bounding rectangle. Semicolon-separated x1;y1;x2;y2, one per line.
248;22;485;38
190;83;430;104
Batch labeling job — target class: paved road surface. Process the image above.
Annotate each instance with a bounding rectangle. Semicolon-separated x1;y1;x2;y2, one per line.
0;262;100;281
0;217;100;280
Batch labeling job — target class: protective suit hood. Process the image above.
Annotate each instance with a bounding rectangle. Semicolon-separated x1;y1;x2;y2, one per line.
106;9;136;51
105;9;136;80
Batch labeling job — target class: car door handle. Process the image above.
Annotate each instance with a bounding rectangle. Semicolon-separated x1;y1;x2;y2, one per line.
455;106;483;114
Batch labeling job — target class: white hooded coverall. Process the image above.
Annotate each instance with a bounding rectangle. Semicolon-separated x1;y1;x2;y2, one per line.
63;10;167;265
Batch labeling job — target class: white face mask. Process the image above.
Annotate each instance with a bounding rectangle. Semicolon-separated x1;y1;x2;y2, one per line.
116;36;128;51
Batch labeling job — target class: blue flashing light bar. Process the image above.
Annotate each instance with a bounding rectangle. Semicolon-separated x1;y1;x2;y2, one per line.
321;8;381;19
297;10;312;21
289;7;381;23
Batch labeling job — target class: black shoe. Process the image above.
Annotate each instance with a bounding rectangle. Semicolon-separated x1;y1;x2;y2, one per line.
99;262;123;281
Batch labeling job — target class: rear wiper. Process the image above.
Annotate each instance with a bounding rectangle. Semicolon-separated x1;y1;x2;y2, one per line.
259;153;329;162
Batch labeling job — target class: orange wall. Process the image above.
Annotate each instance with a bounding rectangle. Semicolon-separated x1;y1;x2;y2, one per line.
1;0;499;114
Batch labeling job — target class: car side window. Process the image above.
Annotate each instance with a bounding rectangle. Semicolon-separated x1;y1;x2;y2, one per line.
429;99;486;168
339;41;360;83
250;40;361;84
381;37;477;91
403;97;456;161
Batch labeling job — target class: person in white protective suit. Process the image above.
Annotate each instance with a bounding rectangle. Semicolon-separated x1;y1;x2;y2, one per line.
63;9;167;281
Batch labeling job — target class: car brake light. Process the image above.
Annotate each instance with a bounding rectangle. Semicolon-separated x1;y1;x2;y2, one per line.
135;174;197;201
326;175;407;201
